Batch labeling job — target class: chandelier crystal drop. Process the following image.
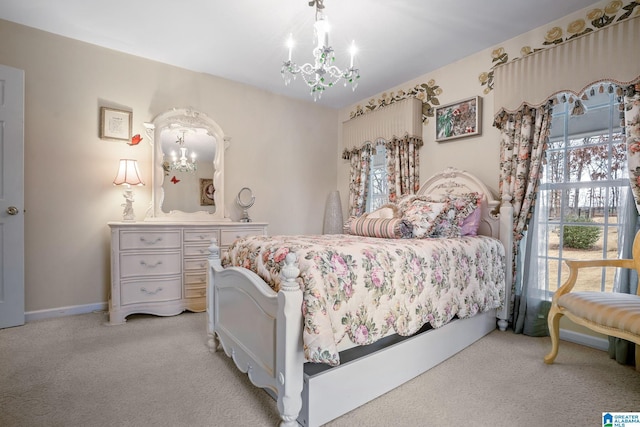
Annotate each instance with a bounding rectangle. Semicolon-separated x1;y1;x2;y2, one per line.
281;0;360;101
170;131;197;173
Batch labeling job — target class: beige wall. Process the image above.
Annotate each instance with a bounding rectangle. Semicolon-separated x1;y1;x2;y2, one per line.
0;19;338;312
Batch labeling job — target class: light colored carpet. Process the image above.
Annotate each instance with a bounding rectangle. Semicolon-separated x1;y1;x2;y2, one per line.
0;311;638;427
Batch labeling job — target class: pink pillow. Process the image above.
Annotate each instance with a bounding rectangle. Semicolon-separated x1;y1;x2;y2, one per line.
460;207;481;236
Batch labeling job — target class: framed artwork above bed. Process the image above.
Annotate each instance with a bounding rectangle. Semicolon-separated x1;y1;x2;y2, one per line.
435;96;482;142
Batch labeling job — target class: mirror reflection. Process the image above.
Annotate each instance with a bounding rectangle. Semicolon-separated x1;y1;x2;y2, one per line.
160;127;215;214
144;108;227;221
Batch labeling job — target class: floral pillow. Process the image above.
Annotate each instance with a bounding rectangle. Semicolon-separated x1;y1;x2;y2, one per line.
397;192;483;238
430;192;483;238
402;200;449;238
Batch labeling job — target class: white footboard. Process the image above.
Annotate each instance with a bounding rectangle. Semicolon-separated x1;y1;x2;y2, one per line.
207;240;305;427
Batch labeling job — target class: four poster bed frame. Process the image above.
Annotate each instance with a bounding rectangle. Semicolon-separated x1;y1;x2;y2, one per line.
206;167;513;426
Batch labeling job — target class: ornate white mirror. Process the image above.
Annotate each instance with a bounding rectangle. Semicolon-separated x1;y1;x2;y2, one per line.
144;108;228;221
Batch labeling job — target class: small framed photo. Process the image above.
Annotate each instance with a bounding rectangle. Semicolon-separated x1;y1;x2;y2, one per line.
200;178;215;206
100;107;132;141
435;96;482;142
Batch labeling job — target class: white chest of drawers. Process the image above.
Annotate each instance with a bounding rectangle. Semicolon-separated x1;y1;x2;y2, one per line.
108;221;267;325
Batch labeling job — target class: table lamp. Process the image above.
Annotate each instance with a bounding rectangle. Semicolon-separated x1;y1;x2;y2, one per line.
113;159;144;221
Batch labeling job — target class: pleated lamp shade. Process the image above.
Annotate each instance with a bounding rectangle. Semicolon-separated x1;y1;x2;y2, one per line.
113;159;144;186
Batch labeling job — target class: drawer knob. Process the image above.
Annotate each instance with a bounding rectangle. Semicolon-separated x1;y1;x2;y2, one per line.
140;236;163;245
140;287;163;295
140;260;163;268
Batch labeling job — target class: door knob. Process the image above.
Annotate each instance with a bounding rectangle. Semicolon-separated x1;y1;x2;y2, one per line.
6;206;19;215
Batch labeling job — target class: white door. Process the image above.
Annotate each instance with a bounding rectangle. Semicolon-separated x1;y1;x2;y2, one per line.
0;64;25;329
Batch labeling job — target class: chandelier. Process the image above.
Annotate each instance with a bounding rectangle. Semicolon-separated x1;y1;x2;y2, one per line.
281;0;360;101
170;131;197;173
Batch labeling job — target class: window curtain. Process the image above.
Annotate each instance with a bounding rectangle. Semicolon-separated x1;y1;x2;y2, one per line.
347;146;372;217
493;16;640;332
342;97;423;215
494;104;554;327
610;89;640;364
386;135;422;203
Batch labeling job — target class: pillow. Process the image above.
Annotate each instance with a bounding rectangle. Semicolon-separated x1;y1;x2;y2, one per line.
367;203;401;219
424;192;483;238
402;200;449;238
349;216;413;239
460;206;482;236
398;192;483;238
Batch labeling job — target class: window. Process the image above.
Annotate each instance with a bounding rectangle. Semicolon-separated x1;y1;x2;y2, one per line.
534;87;627;294
366;144;388;212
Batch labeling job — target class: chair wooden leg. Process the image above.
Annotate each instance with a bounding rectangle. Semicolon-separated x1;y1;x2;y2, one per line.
635;344;640;372
544;305;562;364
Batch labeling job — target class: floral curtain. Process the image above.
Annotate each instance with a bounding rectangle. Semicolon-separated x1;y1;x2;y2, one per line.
494;103;554;324
610;86;640;365
625;90;640;213
347;145;372;217
385;135;422;203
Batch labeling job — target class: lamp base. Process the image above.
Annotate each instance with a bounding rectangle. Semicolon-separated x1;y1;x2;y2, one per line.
121;187;136;221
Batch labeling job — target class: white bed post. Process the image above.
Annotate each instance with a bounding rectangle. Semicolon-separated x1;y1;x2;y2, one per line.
276;253;305;427
498;195;514;331
206;238;221;352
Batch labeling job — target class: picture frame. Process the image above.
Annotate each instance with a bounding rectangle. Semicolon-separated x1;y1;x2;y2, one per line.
435;96;482;142
200;178;215;206
100;107;132;141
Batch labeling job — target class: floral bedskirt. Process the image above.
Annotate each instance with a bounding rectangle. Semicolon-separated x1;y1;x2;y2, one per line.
222;234;505;366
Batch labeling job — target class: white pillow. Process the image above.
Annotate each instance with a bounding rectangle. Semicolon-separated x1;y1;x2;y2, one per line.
366;204;400;219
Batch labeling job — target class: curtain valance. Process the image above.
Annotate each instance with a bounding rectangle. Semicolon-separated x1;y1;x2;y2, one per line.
494;16;640;116
342;97;422;157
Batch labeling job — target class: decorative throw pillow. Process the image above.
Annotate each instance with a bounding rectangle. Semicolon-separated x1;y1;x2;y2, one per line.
460;206;482;236
426;192;483;238
366;203;401;219
402;200;449;238
349;217;413;239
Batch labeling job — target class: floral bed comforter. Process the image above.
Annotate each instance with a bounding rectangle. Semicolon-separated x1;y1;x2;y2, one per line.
222;234;505;366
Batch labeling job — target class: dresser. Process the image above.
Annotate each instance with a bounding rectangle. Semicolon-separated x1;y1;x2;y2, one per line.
108;221;268;325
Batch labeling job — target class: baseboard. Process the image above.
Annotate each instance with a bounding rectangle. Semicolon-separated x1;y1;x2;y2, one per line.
559;328;609;351
25;303;108;322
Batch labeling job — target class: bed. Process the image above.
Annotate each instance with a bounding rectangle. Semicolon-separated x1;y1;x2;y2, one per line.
206;167;513;426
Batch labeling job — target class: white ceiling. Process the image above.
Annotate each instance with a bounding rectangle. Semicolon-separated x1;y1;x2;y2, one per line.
0;0;603;109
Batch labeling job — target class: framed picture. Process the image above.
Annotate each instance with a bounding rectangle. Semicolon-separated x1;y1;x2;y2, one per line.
435;96;482;142
200;178;215;206
100;107;132;141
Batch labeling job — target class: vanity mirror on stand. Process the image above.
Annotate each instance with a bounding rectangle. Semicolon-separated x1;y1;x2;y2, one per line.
107;108;267;325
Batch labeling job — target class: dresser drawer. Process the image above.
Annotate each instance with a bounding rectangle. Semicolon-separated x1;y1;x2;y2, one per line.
184;258;208;271
120;251;181;278
121;277;182;305
183;243;210;257
220;228;265;247
184;284;207;299
185;270;207;286
183;229;219;243
119;230;181;250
